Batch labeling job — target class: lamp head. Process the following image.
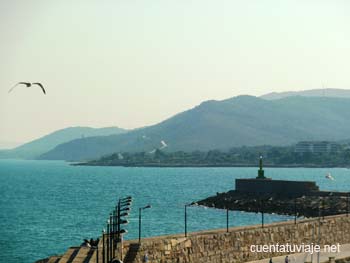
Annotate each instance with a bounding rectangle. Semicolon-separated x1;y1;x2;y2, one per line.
120;201;132;207
119;219;129;225
120;196;132;202
119;229;128;234
142;204;152;209
120;212;129;217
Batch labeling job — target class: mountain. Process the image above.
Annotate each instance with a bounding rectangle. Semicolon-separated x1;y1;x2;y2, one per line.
0;126;126;159
40;95;350;161
261;88;350;100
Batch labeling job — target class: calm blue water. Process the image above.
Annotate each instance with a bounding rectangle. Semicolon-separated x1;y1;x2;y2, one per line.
0;160;349;263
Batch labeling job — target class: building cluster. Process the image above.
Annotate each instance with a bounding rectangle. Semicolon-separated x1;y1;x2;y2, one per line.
295;141;341;153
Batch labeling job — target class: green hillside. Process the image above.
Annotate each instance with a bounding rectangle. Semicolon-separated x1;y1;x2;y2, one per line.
261;88;350;100
0;126;126;159
39;95;350;161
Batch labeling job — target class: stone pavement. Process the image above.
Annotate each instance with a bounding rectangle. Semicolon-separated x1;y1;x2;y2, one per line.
246;244;350;263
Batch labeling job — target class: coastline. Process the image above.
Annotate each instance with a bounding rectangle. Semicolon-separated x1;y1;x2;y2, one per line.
74;162;350;168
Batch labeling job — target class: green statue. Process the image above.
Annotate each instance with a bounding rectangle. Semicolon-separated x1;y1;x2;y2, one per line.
257;155;266;179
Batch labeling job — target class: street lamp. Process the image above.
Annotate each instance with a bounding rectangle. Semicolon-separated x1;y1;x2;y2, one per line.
109;213;113;262
96;236;99;263
120;201;132;206
294;198;297;225
106;219;110;263
260;199;264;228
347;193;349;217
119;207;131;212
226;208;229;233
322;197;326;220
139;205;152;243
317;197;323;263
102;229;106;263
112;210;117;258
185;204;192;237
120;196;132;201
300;195;305;210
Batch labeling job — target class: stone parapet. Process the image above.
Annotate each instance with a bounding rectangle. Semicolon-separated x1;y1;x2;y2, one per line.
120;214;350;263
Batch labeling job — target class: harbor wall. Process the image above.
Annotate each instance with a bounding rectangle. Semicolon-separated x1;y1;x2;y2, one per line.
121;214;350;263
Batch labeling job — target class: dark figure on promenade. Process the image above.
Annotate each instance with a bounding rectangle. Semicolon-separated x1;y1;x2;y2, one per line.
269;258;273;263
81;239;91;247
284;255;289;263
92;238;99;247
86;238;99;247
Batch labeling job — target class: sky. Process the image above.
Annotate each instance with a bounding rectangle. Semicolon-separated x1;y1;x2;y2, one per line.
0;0;349;145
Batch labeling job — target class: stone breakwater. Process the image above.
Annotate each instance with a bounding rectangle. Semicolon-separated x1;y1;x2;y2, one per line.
120;214;350;263
196;190;350;218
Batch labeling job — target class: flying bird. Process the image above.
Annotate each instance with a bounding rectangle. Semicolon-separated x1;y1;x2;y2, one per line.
149;140;168;153
9;82;46;94
160;140;168;149
325;172;334;181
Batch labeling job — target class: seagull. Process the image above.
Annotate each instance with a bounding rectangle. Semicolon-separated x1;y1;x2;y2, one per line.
160;140;168;149
9;82;46;94
325;172;334;180
149;140;168;153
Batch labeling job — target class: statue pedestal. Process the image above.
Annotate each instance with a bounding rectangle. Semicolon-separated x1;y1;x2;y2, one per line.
235;178;320;196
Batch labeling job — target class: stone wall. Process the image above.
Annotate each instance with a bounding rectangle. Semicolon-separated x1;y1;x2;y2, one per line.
120;214;350;263
235;178;320;196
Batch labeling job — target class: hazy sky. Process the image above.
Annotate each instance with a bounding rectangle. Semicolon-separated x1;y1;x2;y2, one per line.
0;0;349;144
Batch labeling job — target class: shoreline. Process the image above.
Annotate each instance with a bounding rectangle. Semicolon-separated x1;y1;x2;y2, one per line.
74;162;350;168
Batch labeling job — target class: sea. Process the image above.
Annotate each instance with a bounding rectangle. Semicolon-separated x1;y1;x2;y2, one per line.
0;159;349;263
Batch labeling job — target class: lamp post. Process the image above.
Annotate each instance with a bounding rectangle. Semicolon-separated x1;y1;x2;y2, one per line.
109;213;113;261
112;210;116;258
322;197;326;220
185;204;191;237
226;209;229;233
106;220;110;263
139;205;151;243
317;197;322;263
260;199;264;228
102;229;105;263
347;193;349;217
96;238;99;263
300;195;306;217
294;198;297;225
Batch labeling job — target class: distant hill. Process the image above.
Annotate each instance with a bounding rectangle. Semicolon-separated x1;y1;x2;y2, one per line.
0;126;126;159
40;95;350;161
261;88;350;100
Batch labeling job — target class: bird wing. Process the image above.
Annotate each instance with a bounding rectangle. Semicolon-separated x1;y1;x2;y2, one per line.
32;82;46;94
8;82;30;93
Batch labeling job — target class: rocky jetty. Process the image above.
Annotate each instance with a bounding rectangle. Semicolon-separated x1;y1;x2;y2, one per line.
196;190;349;218
197;157;350;218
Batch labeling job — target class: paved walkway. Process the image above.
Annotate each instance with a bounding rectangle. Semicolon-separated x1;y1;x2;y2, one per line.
246;244;350;263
